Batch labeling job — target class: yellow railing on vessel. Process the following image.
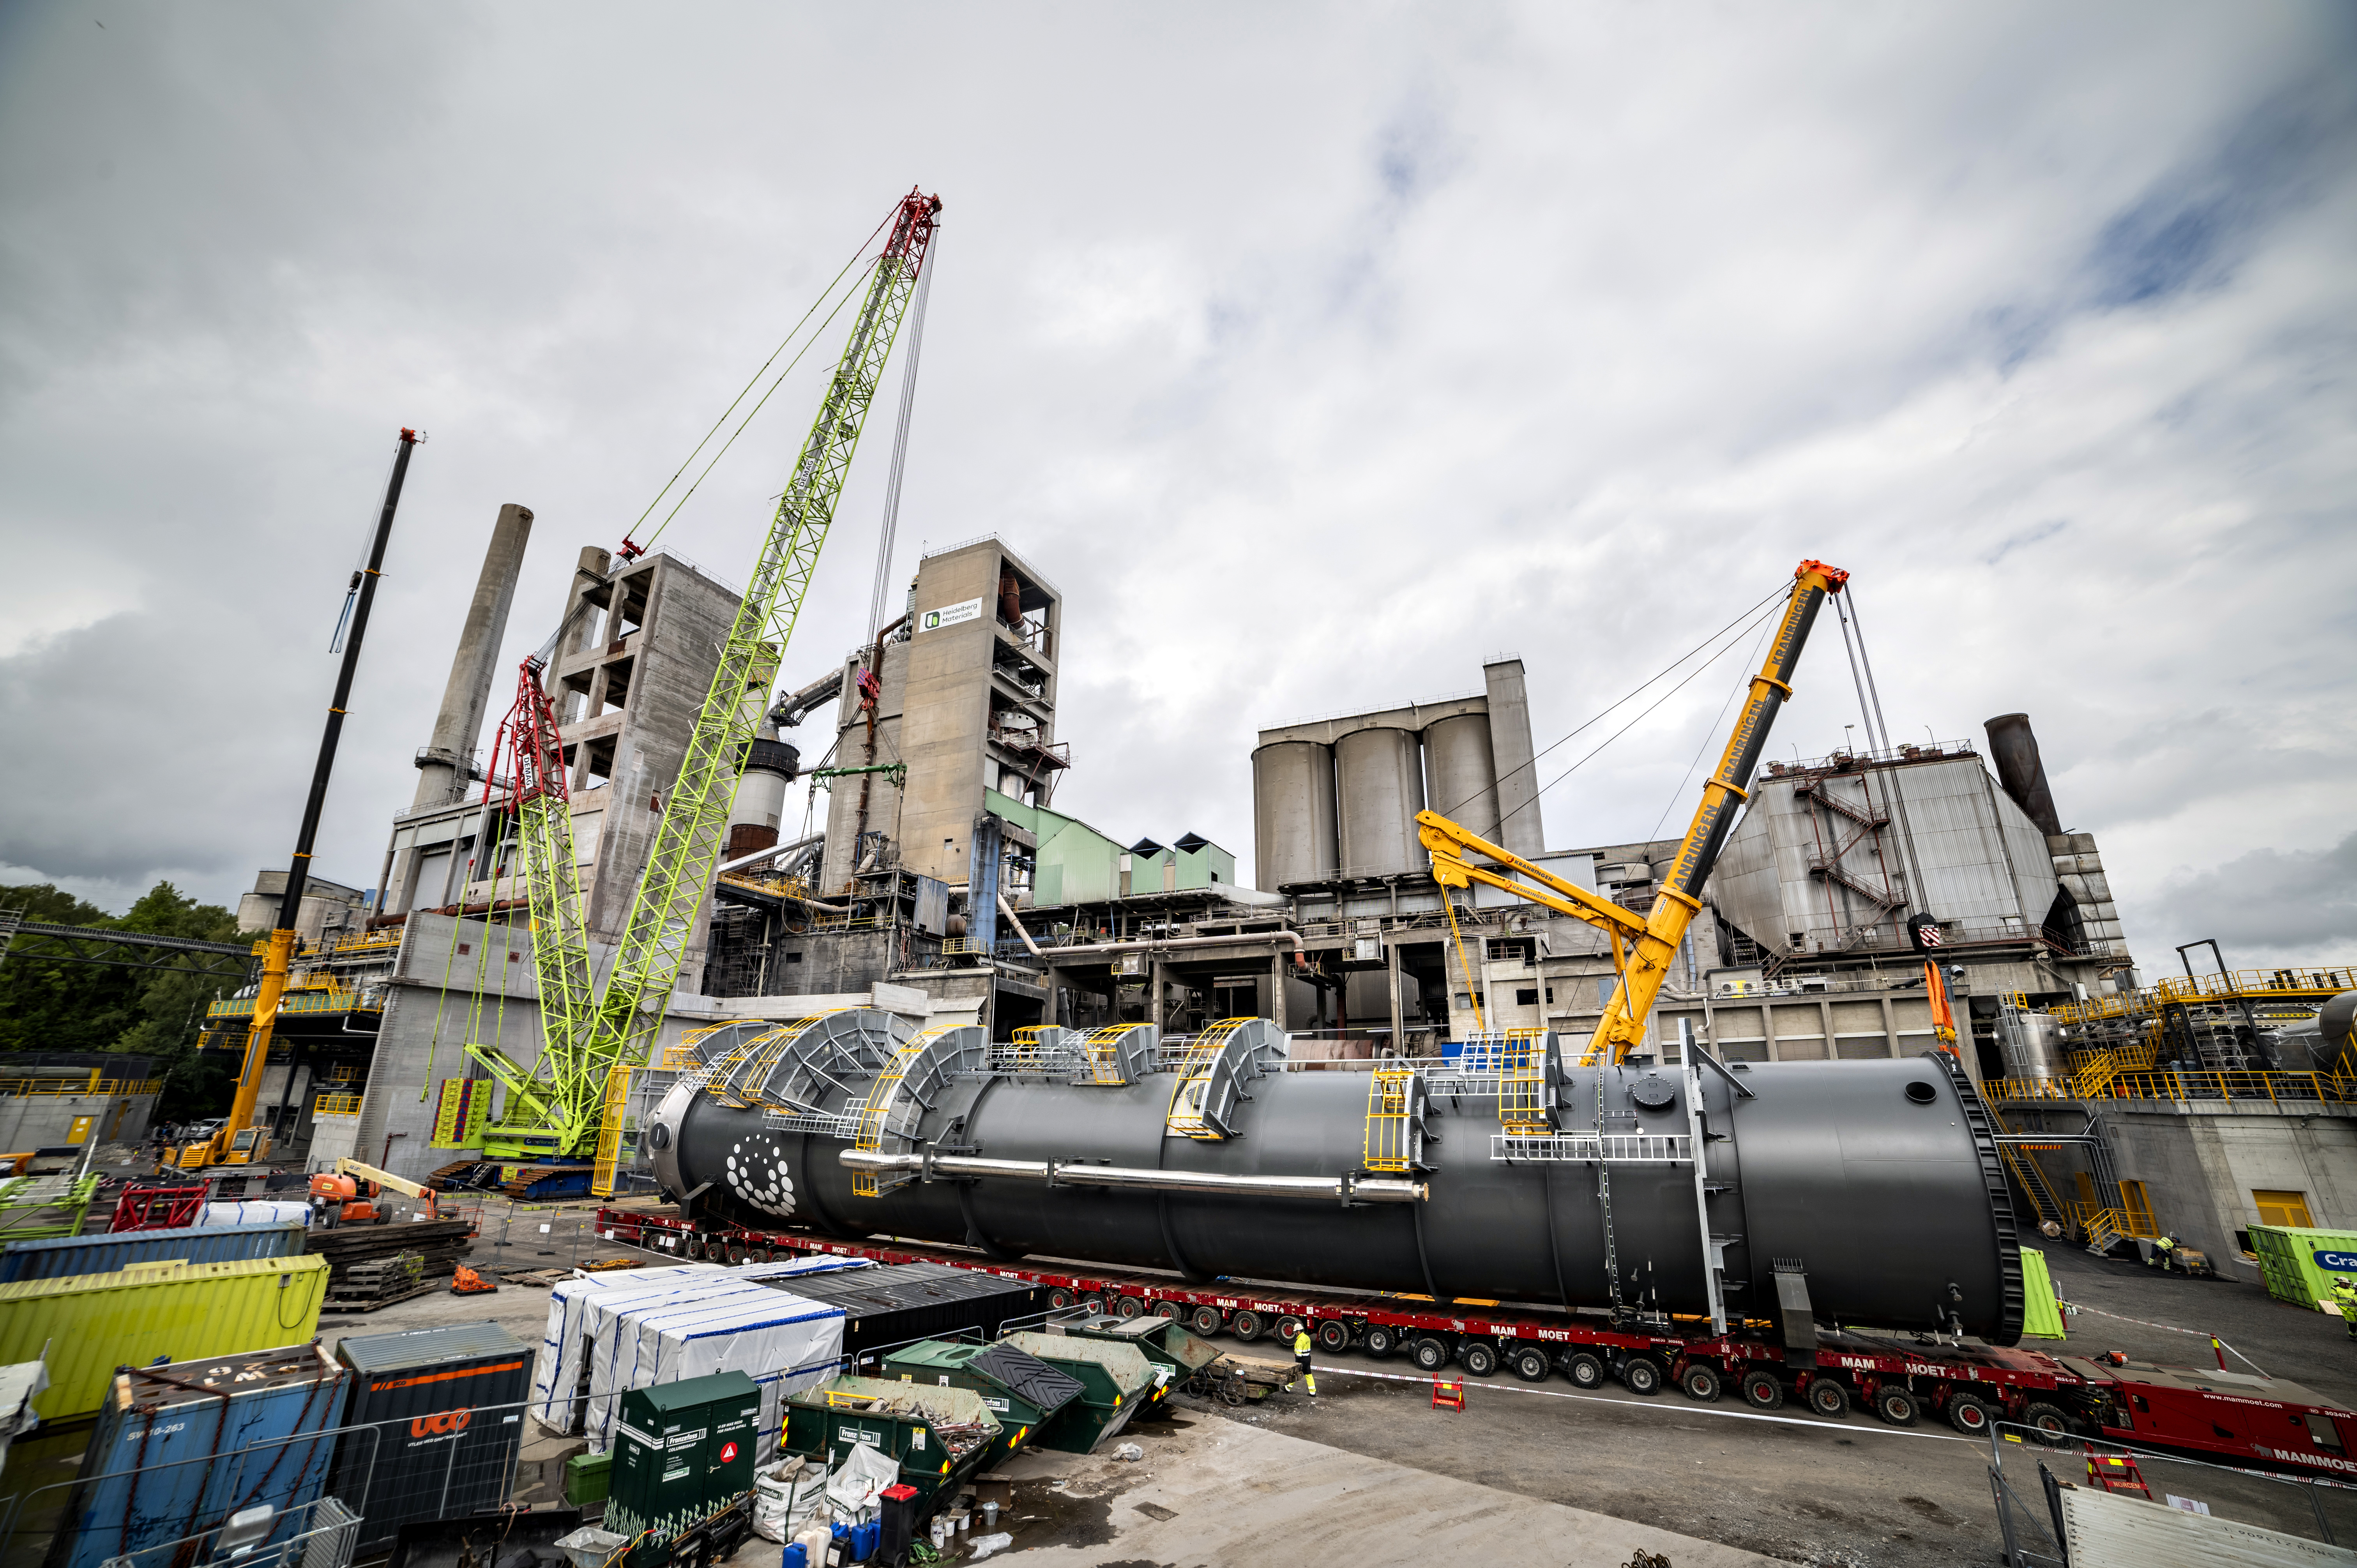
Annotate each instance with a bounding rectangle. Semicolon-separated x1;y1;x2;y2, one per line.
0;1077;161;1098
1984;1070;2357;1105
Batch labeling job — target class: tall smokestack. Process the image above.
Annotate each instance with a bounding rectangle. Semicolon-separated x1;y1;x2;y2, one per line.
413;503;534;808
1983;712;2062;835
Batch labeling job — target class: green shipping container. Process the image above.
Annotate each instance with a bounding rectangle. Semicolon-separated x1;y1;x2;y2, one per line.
607;1370;761;1567
2017;1248;2066;1338
0;1255;330;1420
2249;1225;2357;1313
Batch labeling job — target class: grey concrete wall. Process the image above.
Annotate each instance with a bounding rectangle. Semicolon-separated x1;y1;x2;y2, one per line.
0;1093;154;1149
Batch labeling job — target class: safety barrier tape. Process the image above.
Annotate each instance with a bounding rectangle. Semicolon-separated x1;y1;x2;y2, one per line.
2053;1300;2269;1378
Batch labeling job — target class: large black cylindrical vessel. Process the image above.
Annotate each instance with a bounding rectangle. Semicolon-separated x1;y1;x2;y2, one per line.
646;1012;2023;1344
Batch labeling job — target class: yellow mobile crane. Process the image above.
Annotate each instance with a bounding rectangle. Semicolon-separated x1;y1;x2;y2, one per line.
171;430;420;1171
1420;558;1848;1065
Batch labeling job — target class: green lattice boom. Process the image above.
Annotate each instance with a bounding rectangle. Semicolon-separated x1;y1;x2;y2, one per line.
543;189;942;1158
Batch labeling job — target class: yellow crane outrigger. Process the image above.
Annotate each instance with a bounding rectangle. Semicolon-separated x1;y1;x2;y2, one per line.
1421;558;1849;1065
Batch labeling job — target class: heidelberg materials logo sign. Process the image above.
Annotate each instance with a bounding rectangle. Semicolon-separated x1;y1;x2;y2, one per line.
919;596;984;633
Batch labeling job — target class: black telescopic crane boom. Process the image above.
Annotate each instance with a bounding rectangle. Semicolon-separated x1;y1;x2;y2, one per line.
276;429;419;928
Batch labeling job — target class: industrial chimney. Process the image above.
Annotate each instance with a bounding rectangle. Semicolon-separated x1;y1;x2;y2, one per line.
413;503;534;808
1982;713;2062;836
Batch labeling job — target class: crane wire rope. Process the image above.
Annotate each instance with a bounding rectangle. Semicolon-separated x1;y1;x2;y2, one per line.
1836;588;1935;924
620;210;895;554
863;228;937;650
1434;581;1788;827
1498;589;1791;830
1644;609;1782;844
627;257;881;560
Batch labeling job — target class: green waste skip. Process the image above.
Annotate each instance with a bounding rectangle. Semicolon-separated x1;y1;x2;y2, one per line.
0;1255;329;1420
1061;1312;1221;1383
607;1370;762;1568
2018;1248;2067;1338
995;1331;1158;1453
2249;1225;2357;1314
879;1339;1085;1467
778;1375;1001;1515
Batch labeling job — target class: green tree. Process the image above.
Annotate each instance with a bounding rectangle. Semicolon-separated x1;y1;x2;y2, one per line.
0;881;251;1111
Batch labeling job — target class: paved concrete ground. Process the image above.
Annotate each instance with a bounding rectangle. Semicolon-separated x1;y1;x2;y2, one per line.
968;1410;1776;1568
240;1210;2357;1567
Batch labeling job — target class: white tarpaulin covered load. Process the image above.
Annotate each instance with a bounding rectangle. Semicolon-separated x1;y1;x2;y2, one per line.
532;1264;725;1431
536;1257;871;1451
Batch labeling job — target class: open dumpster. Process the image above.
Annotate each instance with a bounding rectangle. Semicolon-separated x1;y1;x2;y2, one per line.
880;1339;1086;1467
777;1376;1000;1517
1063;1313;1220;1399
996;1331;1159;1453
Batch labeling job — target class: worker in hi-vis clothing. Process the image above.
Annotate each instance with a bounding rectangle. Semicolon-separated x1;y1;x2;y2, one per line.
1293;1328;1316;1397
2333;1277;2357;1341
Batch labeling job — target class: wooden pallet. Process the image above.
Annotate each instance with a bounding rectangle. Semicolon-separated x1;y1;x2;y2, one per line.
320;1283;442;1314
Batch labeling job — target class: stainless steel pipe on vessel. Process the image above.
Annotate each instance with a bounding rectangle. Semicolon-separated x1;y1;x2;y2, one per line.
646;1015;2024;1343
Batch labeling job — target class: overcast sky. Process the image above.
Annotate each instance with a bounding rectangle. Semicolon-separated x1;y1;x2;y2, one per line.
2;3;2351;967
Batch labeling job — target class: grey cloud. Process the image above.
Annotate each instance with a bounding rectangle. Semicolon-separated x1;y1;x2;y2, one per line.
0;2;2349;991
2146;832;2357;965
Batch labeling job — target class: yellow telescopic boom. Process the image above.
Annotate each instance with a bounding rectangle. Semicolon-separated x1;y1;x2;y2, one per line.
1422;557;1848;1065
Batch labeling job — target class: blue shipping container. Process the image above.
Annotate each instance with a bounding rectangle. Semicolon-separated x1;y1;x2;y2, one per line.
0;1220;306;1282
55;1343;352;1568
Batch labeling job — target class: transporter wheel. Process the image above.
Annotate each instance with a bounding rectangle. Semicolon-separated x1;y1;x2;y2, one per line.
726;1246;746;1265
1620;1356;1663;1396
1807;1378;1850;1419
1362;1325;1399;1359
1740;1370;1785;1410
1275;1315;1306;1343
1459;1340;1500;1378
1189;1306;1224;1337
1680;1364;1724;1403
1874;1387;1920;1427
1508;1346;1551;1383
1410;1337;1452;1373
1316;1320;1353;1353
1048;1287;1076;1311
1114;1295;1145;1319
1231;1309;1267;1342
1945;1393;1992;1435
747;1248;772;1263
1081;1294;1106;1314
2021;1402;2073;1443
1152;1300;1182;1320
1563;1352;1605;1389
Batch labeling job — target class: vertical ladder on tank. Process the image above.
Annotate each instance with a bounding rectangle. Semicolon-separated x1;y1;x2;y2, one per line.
1364;1069;1416;1172
1498;1028;1554;1134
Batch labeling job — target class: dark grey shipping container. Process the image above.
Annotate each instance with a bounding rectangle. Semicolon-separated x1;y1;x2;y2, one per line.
766;1261;1042;1370
0;1220;305;1282
330;1322;532;1553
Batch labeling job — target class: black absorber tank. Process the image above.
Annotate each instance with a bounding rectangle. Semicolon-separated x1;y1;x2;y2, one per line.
645;1016;2023;1344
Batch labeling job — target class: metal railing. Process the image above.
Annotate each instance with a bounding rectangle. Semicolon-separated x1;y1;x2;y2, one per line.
2055;966;2357;1025
0;1076;160;1097
1985;1070;2357;1105
1491;1133;1693;1164
314;1092;364;1116
207;991;383;1018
